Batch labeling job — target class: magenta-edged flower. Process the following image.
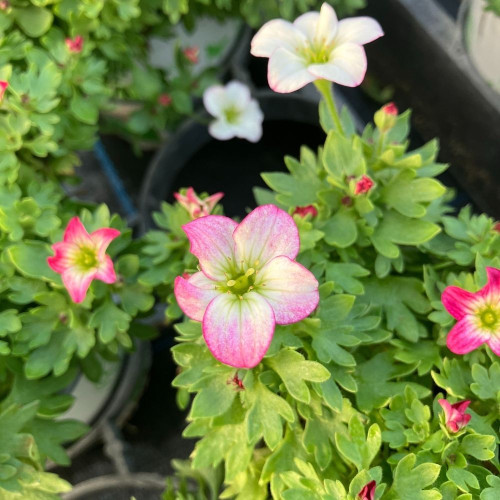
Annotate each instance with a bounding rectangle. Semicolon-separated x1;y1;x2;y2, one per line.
183;46;199;64
47;217;120;303
358;480;376;500
441;267;500;356
354;175;374;195
174;204;319;368
158;93;172;107
293;205;318;218
65;35;84;53
438;399;471;433
251;2;383;93
0;81;8;100
174;187;224;220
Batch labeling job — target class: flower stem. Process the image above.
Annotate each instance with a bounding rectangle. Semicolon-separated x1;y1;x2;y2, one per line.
314;79;344;135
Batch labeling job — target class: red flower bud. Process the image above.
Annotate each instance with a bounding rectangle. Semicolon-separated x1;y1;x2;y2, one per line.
358;480;376;500
354;175;374;195
382;102;398;116
65;35;84;53
293;205;318;218
158;93;172;107
183;46;199;64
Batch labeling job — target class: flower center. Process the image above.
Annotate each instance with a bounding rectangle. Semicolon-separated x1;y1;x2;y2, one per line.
76;246;98;271
220;268;256;296
224;106;241;124
300;40;334;65
478;307;498;330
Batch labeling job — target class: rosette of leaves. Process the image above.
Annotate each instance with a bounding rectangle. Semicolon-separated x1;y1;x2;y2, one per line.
0;169;156;381
162;100;499;498
0;1;219;181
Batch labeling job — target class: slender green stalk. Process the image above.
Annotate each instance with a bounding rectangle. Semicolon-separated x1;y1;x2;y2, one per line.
314;79;344;135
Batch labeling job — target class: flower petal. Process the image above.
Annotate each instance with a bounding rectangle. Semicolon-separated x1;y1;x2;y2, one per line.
94;255;117;284
315;3;339;44
174;272;218;322
268;47;316;93
183;215;238;280
202;291;275;368
256;256;319;324
308;43;367;87
91;228;120;257
233;205;300;268
293;12;320;41
62;269;95;303
234;101;263;142
203;85;229;117
209;119;236;141
446;317;489;355
224;81;251;106
481;267;500;301
441;286;479;320
47;242;76;273
486;335;500;356
335;17;384;45
63;217;92;246
438;399;453;421
251;19;305;57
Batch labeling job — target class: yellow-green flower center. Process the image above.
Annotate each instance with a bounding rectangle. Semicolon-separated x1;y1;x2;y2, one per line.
299;40;334;65
76;246;98;271
478;306;499;330
224;106;241;124
218;268;256;296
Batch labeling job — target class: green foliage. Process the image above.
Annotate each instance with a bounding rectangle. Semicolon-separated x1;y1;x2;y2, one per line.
163;98;500;499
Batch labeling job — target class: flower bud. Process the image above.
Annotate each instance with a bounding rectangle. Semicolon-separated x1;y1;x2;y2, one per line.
374;102;398;132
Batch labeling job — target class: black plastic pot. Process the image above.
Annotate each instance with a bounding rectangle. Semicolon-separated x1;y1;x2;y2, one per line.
139;91;326;229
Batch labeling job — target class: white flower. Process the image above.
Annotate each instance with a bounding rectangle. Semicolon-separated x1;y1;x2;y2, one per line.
250;2;383;93
203;81;264;143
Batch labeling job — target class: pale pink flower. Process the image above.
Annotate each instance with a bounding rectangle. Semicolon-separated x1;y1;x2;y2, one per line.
47;217;120;303
251;3;383;93
358;480;376;500
174;205;319;368
65;35;84;53
293;205;318;218
0;81;8;100
203;81;264;142
441;267;500;356
354;175;374;195
174;187;224;219
158;93;172;107
183;46;199;64
438;399;471;433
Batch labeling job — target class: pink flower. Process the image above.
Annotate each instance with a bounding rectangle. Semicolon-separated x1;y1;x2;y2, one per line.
358;480;376;500
293;205;318;218
0;1;9;10
382;102;398;115
47;217;120;303
174;187;224;219
158;93;172;107
65;35;84;53
438;399;471;433
251;3;383;93
0;81;8;100
354;175;374;195
174;205;319;368
441;267;500;356
183;46;199;64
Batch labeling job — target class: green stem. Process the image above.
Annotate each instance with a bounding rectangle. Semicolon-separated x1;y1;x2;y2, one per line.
314;79;344;135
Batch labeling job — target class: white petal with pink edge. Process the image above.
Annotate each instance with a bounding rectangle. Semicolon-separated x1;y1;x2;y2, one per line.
182;215;238;280
256;256;319;324
62;269;95;303
268;48;316;93
91;228;120;256
251;19;305;57
335;17;384;45
174;272;218;322
209;120;237;141
94;255;117;284
441;286;479;320
224;81;251;105
315;3;339;44
308;43;367;87
446;317;489;355
63;217;93;246
233;205;300;268
202;291;275;369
